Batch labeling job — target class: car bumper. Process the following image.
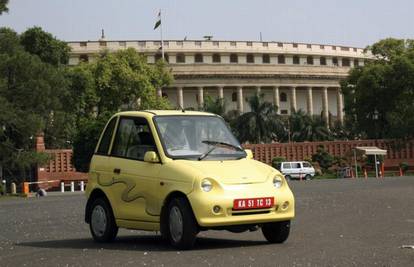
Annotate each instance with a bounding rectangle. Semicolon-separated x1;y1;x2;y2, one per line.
187;183;295;227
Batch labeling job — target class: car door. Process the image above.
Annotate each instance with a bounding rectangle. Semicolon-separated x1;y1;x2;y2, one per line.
291;162;302;178
109;116;162;222
282;162;292;176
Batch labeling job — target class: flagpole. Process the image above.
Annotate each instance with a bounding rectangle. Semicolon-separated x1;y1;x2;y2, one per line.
160;10;164;60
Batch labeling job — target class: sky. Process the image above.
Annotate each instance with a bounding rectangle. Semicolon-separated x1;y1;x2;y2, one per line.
0;0;413;48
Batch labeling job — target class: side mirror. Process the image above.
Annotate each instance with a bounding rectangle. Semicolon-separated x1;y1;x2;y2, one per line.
144;151;160;163
244;149;254;159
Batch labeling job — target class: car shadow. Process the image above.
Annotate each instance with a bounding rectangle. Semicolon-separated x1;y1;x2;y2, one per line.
18;235;269;252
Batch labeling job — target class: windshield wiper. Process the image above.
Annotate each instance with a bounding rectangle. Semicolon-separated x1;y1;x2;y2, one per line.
198;140;244;161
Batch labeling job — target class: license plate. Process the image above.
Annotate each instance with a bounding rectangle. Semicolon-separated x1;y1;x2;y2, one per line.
233;197;274;210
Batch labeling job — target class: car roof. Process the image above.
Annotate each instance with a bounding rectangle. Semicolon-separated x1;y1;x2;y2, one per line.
115;110;219;117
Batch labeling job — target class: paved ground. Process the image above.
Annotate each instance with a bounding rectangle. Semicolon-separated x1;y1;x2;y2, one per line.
1;177;413;267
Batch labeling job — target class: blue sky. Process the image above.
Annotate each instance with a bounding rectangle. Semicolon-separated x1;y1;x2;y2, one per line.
0;0;413;47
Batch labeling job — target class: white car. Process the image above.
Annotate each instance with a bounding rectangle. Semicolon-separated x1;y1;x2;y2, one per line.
275;161;315;180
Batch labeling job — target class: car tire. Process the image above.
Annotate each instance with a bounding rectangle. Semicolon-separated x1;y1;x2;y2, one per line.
262;220;291;243
89;198;118;243
285;175;292;180
305;174;312;180
165;197;198;250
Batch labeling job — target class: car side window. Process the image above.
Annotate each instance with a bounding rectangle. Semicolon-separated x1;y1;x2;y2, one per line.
303;162;311;168
111;117;156;160
283;163;291;169
292;163;301;169
96;117;117;155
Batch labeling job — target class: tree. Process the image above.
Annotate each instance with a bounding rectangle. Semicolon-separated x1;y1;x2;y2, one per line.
0;0;8;15
342;38;414;140
289;110;331;142
233;93;285;143
202;96;226;117
312;145;334;172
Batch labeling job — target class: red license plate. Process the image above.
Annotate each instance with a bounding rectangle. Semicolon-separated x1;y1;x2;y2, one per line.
233;197;274;210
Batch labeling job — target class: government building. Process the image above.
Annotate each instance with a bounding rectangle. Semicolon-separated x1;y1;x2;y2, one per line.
67;39;371;124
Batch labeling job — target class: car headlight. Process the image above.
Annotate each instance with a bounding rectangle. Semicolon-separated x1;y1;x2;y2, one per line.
273;176;283;188
201;179;213;192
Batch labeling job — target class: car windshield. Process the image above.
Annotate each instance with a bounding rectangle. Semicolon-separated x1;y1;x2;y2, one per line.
154;115;246;160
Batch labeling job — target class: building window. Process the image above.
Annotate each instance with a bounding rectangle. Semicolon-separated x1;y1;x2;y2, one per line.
213;41;219;47
194;53;203;63
176;53;185;63
332;57;338;66
162;92;168;98
277;42;283;47
232;92;237;102
262;54;270;63
278;55;285;64
280;109;288;115
353;48;357;52
246;41;253;46
320;57;327;65
307;44;312;49
138;41;146;47
262;42;268;47
307;56;314;65
176;41;183;46
246;54;254;63
119;41;126;47
212;53;221;63
80;42;87;47
293;43;298;48
280;92;287;102
342;58;350;67
230;54;238;63
99;41;107;47
332;46;337;50
230;41;237;46
155;53;169;63
195;41;202;46
354;59;359;67
293;55;300;64
79;54;89;62
341;47;350;51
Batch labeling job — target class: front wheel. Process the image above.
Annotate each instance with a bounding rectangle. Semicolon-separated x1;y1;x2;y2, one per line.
89;198;118;243
262;220;291;243
164;197;198;250
305;174;312;180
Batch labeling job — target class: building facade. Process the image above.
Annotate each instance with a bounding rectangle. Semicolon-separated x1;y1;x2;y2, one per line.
67;40;371;124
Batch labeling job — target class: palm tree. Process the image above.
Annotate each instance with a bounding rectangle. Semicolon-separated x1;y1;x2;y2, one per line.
233;93;286;143
289;110;332;142
202;96;226;117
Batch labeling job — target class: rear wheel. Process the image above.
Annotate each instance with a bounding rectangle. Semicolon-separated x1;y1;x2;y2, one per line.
163;197;198;250
89;198;118;243
305;174;312;180
262;220;290;243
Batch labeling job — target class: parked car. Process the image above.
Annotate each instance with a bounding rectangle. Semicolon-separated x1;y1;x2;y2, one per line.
275;161;315;180
85;110;295;249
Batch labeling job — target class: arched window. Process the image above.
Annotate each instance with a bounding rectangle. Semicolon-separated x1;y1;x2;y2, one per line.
280;92;287;102
212;53;221;63
342;58;350;67
278;55;285;64
230;53;238;63
176;53;185;63
232;92;237;102
307;56;314;65
246;54;254;63
320;57;327;65
262;54;270;64
195;53;203;63
79;54;89;63
293;55;300;64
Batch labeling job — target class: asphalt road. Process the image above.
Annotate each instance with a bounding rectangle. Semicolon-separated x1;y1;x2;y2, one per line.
1;177;413;267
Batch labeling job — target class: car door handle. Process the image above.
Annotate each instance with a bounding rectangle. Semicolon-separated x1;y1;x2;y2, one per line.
113;168;121;174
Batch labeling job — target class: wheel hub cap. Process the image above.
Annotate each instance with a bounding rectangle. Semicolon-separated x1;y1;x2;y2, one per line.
169;206;183;243
91;205;107;237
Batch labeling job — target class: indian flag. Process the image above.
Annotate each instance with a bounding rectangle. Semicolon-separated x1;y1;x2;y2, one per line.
154;10;161;30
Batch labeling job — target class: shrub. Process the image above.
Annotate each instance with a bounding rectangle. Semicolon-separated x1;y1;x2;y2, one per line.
312;145;334;172
271;157;286;169
399;162;409;173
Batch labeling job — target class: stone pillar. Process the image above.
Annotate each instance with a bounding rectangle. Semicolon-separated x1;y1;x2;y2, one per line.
273;86;280;113
256;86;261;95
306;87;313;116
237;86;244;113
218;86;224;99
177;87;184;109
156;88;162;98
290;87;297;112
197;87;204;108
322;87;329;124
337;88;344;124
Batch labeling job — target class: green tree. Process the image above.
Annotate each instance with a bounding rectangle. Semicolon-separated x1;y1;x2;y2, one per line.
202;96;226;117
312;145;334;172
0;0;8;15
289;110;331;142
342;38;414;140
233;93;285;143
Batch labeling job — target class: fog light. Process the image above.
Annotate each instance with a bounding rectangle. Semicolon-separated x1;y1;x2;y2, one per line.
213;205;221;213
282;201;289;210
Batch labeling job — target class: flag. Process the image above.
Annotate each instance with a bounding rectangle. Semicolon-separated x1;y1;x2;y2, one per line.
154;10;161;30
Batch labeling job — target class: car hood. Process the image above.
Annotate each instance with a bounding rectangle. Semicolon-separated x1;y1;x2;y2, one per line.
177;158;274;185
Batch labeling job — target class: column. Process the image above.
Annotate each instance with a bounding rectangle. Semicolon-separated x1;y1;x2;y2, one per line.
290;87;297;112
156;88;162;98
217;86;224;99
306;87;313;116
273;86;280;113
256;86;261;95
337;88;344;124
197;87;204;108
237;86;244;113
177;87;184;109
322;87;329;124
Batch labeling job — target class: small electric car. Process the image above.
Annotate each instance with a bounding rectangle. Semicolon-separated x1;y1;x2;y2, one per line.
85;111;295;249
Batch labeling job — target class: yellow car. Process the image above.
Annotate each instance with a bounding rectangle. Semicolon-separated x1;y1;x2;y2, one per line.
85;110;295;249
